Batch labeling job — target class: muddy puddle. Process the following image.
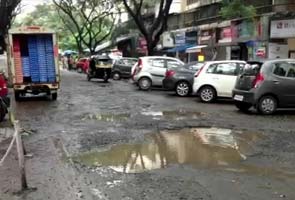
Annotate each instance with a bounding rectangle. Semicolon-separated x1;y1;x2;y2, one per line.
141;110;205;120
82;113;130;122
73;127;295;178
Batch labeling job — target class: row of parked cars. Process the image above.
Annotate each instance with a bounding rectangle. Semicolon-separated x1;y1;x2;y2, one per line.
131;56;295;115
75;56;295;115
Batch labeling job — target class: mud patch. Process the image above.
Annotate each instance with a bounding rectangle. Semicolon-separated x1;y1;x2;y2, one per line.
71;127;295;179
82;113;130;122
141;110;206;120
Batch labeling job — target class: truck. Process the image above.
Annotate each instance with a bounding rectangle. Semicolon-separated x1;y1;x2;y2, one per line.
7;26;60;101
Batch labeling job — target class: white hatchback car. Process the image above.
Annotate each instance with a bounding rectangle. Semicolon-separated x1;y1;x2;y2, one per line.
132;56;184;90
192;60;246;102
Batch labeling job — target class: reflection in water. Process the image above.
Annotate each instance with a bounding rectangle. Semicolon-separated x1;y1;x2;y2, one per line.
82;113;130;122
75;128;282;175
141;110;205;120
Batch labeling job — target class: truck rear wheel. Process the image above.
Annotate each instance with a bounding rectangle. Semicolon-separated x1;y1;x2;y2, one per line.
52;93;57;101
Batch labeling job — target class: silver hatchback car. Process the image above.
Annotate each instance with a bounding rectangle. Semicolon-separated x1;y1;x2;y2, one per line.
132;56;184;90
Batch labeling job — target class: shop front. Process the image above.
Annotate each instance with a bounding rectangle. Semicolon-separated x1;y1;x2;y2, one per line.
270;17;295;59
231;16;269;61
198;26;217;61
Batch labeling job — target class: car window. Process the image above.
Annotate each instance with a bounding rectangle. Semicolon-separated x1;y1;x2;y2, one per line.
287;65;295;78
207;63;240;76
167;59;182;68
150;59;165;68
206;64;216;73
273;63;289;77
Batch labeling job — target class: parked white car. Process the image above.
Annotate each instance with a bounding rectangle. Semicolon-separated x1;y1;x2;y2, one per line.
192;60;246;102
132;56;184;90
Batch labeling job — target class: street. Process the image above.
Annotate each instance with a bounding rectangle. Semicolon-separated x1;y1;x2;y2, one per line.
12;70;295;200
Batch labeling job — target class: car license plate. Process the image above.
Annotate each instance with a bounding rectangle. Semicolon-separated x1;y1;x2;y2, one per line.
234;95;244;101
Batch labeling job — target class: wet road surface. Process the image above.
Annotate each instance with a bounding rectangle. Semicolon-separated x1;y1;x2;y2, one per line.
13;70;295;200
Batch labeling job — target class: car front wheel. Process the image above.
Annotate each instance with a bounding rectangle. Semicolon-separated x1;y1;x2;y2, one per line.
138;77;152;91
113;72;121;80
199;86;216;103
257;96;277;115
176;81;190;97
235;102;252;112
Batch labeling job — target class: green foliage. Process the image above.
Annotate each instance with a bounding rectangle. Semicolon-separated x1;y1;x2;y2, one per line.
220;0;257;20
13;4;76;51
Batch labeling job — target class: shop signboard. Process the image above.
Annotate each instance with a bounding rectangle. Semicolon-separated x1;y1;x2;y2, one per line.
137;37;147;55
199;29;214;45
175;32;186;46
185;31;197;45
162;32;174;48
268;43;289;59
238;20;255;38
271;19;295;38
218;27;232;43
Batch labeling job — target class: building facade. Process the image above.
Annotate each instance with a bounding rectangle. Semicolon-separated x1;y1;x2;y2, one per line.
160;0;295;62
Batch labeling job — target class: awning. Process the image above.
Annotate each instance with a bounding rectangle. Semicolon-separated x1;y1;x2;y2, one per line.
186;45;207;53
165;44;195;53
116;35;135;43
95;41;112;52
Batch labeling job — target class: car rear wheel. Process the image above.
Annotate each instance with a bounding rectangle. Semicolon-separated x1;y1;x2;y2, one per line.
257;96;277;115
113;72;121;80
138;77;152;91
199;86;216;103
176;81;190;97
235;102;252;112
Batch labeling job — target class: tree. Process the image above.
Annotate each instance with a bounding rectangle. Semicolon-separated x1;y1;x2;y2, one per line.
0;0;21;50
220;0;257;20
121;0;173;56
53;0;116;55
13;4;77;51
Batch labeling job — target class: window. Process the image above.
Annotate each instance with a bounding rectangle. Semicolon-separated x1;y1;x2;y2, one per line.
207;63;240;76
187;0;199;6
287;65;295;78
118;59;137;66
273;63;289;77
167;60;182;69
150;59;165;68
206;64;216;73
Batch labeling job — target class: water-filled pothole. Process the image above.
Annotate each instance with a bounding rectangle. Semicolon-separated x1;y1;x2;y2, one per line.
75;128;289;175
82;113;130;122
141;110;205;120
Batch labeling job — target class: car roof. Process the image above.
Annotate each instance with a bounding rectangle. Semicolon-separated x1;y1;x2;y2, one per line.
140;56;181;60
204;60;246;64
120;57;138;60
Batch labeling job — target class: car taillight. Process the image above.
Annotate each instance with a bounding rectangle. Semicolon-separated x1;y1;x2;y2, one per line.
165;70;175;78
132;59;143;77
194;65;205;77
253;73;264;88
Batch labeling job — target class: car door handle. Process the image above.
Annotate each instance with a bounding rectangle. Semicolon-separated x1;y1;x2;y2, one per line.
213;77;219;80
273;80;280;84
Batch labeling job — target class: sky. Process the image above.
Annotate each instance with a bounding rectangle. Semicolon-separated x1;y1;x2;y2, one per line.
17;0;50;19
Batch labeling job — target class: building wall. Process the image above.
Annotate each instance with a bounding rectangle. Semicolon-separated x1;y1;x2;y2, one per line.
181;0;222;12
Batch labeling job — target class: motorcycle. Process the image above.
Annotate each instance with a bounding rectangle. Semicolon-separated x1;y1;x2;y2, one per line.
0;72;10;122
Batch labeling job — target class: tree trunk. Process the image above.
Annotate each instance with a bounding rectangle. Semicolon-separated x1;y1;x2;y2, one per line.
147;37;155;56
